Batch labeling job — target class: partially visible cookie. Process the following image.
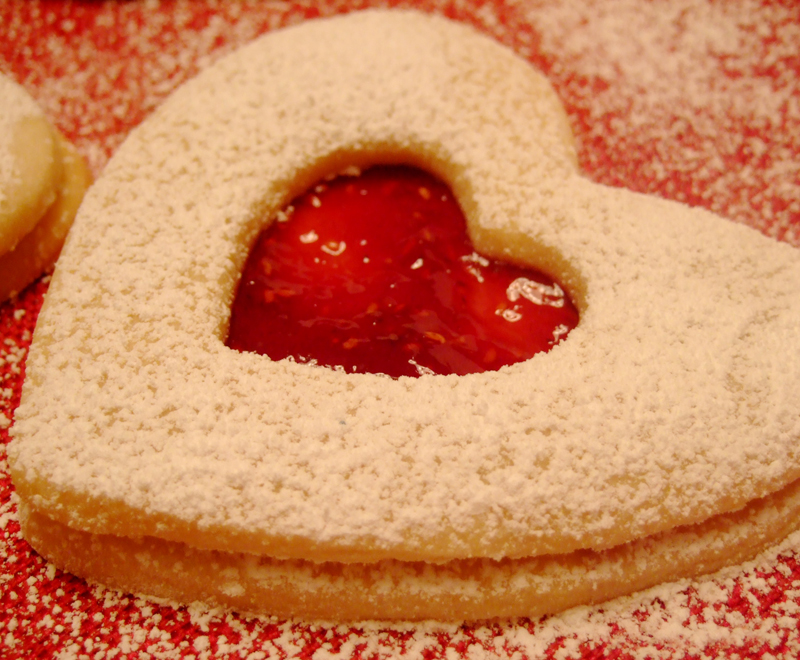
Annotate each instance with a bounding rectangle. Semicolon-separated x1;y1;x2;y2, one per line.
0;132;93;301
0;76;61;253
0;73;91;301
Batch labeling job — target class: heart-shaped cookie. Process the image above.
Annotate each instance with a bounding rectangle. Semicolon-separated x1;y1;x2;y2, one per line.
9;9;800;619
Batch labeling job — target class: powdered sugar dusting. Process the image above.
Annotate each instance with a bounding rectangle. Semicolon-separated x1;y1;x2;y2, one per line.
1;1;799;658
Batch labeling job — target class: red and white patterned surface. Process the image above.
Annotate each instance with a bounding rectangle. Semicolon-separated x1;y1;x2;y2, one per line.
1;1;799;658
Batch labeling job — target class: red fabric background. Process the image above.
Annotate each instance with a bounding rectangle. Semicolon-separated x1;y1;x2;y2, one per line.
1;1;799;658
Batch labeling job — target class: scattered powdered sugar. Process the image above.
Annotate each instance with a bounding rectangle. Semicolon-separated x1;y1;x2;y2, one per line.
0;333;27;434
515;0;800;245
0;1;799;658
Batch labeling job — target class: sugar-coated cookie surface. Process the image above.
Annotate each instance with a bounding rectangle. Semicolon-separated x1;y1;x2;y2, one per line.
9;7;800;575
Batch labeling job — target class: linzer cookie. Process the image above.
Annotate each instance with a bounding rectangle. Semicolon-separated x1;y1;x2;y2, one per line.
8;10;800;620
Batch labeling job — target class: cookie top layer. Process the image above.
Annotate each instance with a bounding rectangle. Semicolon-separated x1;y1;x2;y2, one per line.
0;73;60;256
9;10;800;563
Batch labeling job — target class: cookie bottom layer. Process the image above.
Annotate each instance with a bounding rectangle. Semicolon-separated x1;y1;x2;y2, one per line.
18;476;800;622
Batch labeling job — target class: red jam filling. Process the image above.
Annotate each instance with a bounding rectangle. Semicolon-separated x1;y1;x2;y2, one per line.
227;166;578;377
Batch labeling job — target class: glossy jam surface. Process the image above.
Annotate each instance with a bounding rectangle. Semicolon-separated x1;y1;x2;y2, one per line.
227;166;578;377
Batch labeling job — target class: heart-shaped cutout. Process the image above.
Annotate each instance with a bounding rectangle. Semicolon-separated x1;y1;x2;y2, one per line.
8;9;800;620
227;165;579;377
